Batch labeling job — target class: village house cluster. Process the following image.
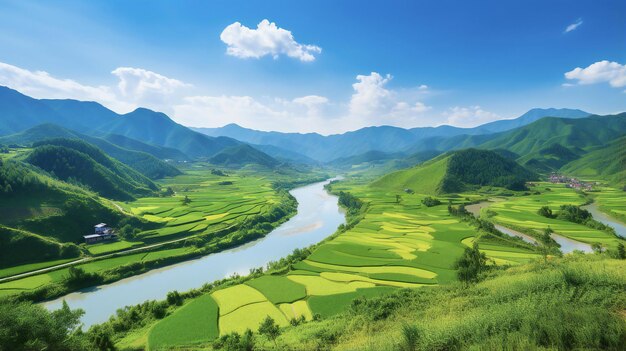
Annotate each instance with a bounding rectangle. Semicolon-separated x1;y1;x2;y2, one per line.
549;173;594;191
83;223;117;244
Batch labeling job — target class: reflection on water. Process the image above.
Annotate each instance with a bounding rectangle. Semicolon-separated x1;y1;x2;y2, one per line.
43;179;346;328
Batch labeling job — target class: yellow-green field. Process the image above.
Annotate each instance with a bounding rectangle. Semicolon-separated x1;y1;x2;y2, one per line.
486;183;622;249
144;180;542;349
0;168;288;297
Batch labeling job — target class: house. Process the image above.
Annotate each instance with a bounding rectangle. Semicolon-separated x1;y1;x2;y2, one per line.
84;223;116;244
94;223;111;234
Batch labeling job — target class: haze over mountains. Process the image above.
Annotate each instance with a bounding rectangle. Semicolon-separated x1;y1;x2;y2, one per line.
194;108;590;162
1;85;624;184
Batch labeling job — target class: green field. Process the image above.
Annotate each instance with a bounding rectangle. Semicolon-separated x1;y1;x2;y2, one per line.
0;167;297;299
145;177;548;347
147;294;219;349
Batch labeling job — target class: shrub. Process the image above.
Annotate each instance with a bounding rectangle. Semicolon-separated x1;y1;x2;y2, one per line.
421;196;442;207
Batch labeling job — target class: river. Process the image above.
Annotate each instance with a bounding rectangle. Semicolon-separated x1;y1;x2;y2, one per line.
466;200;594;253
43;179;346;328
582;203;626;239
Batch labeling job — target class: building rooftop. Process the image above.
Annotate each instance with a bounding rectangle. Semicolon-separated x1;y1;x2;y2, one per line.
83;234;102;239
94;223;108;228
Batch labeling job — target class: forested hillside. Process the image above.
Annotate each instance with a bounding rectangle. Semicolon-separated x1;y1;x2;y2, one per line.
27;139;158;200
372;149;537;194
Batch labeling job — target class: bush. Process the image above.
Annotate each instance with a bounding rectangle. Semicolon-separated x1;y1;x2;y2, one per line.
537;206;554;218
166;291;184;306
454;242;488;284
421;196;442;207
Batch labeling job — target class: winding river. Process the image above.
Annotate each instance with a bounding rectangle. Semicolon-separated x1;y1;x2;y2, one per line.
43;179;346;328
582;203;626;239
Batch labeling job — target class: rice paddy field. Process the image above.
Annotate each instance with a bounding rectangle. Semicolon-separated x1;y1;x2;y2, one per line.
144;179;542;349
485;182;623;249
591;186;626;223
0;168;289;298
119;170;281;241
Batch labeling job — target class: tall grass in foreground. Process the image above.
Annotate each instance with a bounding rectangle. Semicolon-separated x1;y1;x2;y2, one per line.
269;255;625;350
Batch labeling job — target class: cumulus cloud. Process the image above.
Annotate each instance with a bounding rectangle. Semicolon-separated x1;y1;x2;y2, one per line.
0;61;129;111
220;19;321;62
443;106;500;127
0;61;192;114
349;72;430;120
564;60;626;89
564;18;583;33
112;67;190;100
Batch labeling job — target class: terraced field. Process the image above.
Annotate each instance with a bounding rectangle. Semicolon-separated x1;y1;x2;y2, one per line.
122;171;280;241
486;183;622;249
146;181;540;348
0;169;287;298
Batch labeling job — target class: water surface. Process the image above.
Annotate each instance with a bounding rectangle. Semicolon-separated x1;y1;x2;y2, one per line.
44;179;345;328
582;203;626;239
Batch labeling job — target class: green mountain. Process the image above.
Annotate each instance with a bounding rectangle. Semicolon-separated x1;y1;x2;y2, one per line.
0;224;80;268
26;138;159;201
561;136;626;184
518;143;581;173
477;113;626;156
372;149;537;194
0;87;242;159
0;157;126;246
209;144;280;168
0;124;181;179
194;109;589;162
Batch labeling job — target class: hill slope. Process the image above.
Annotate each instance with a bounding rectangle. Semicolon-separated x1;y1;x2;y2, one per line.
0;124;181;179
209;144;279;168
561;136;626;184
26;139;159;200
372;149;537;194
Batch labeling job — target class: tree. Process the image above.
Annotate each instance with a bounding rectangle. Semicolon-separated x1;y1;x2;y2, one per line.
454;242;488;284
181;195;191;205
422;196;442;207
0;300;90;350
591;242;604;254
166;291;183;306
617;242;625;259
258;316;281;346
537;206;554;218
538;227;558;262
395;194;402;204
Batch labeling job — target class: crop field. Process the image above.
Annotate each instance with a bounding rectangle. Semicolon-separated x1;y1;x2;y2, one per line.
0;246;197;297
0;168;289;297
486;183;622;249
148;179;535;346
125;171;280;240
147;294;219;349
592;186;626;223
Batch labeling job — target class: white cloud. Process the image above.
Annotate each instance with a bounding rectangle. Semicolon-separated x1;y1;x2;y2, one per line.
112;67;190;99
220;19;321;62
564;60;626;89
564;18;583;33
0;61;129;111
0;61;191;114
443;106;500;127
349;72;431;120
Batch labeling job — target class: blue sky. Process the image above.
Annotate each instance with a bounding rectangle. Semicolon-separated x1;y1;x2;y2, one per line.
0;0;624;134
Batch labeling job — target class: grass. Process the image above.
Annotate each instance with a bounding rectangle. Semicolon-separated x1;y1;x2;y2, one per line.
308;286;397;318
245;275;307;304
147;294;219;350
211;285;268;315
0;258;77;279
219;301;289;334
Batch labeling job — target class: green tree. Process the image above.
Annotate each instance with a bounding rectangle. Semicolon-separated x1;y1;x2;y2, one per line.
181;195;192;205
0;300;89;350
617;242;625;259
258;316;281;347
454;242;488;284
537;206;554;218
